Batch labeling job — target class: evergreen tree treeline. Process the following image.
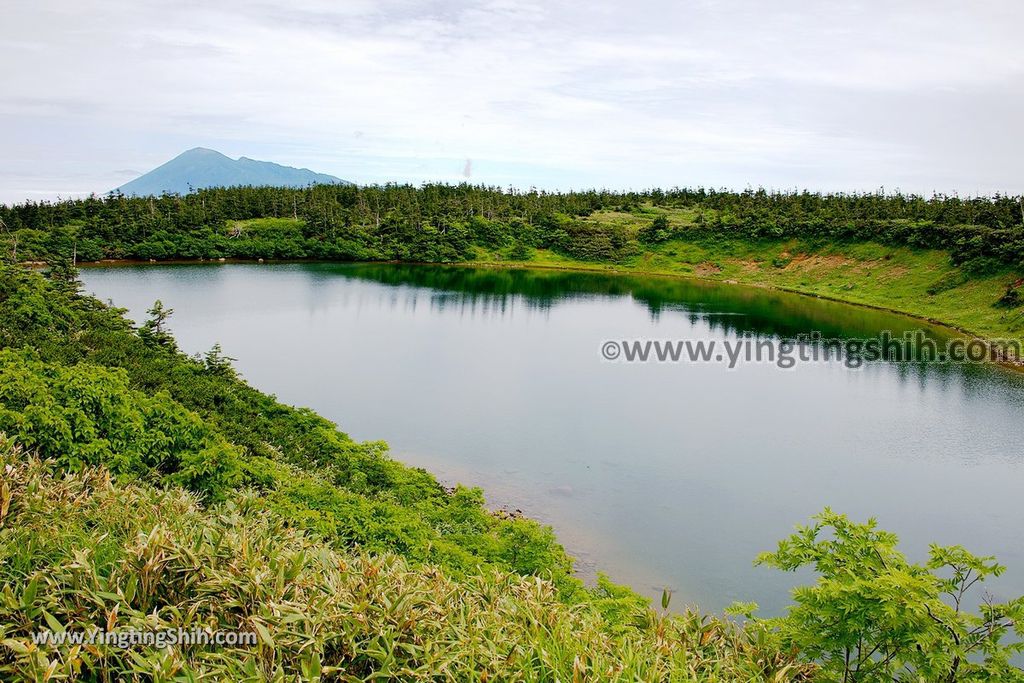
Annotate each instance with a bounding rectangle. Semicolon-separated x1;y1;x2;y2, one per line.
2;184;1023;268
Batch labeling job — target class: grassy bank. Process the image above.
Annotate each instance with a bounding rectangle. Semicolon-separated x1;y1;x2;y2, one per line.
467;207;1023;343
77;231;1024;343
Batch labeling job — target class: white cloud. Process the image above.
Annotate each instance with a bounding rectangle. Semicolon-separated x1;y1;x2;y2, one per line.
1;0;1022;203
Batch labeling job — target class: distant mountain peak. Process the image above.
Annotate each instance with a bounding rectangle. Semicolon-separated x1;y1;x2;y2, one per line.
114;149;350;196
183;147;224;156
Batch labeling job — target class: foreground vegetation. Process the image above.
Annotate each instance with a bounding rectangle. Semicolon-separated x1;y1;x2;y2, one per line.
1;212;1023;678
2;441;812;681
4;438;1021;681
1;184;1023;340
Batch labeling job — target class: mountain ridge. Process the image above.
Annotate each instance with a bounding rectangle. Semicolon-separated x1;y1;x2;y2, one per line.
115;148;349;196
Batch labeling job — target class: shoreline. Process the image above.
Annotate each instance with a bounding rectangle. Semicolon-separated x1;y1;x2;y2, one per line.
74;255;1024;371
68;256;1024;625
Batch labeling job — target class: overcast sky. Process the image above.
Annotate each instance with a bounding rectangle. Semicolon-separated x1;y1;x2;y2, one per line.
2;0;1023;204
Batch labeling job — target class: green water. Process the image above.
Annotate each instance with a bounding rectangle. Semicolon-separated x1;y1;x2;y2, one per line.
80;262;1024;614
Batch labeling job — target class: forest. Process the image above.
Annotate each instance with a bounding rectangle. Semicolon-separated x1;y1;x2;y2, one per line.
2;185;1024;270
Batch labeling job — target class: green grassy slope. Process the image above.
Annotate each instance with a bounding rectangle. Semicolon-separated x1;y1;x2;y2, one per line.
473;206;1024;342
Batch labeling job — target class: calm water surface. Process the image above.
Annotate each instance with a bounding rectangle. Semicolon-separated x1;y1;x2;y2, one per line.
80;263;1024;614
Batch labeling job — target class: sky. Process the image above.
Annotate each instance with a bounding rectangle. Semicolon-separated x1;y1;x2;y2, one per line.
2;0;1023;204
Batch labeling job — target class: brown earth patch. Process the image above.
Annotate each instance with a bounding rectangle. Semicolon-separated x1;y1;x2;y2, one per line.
783;253;865;273
737;259;761;273
876;265;910;280
695;261;722;276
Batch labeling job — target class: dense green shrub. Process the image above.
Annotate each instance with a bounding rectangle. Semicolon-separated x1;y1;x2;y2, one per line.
0;349;240;497
638;214;672;243
756;509;1024;682
996;285;1022;309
